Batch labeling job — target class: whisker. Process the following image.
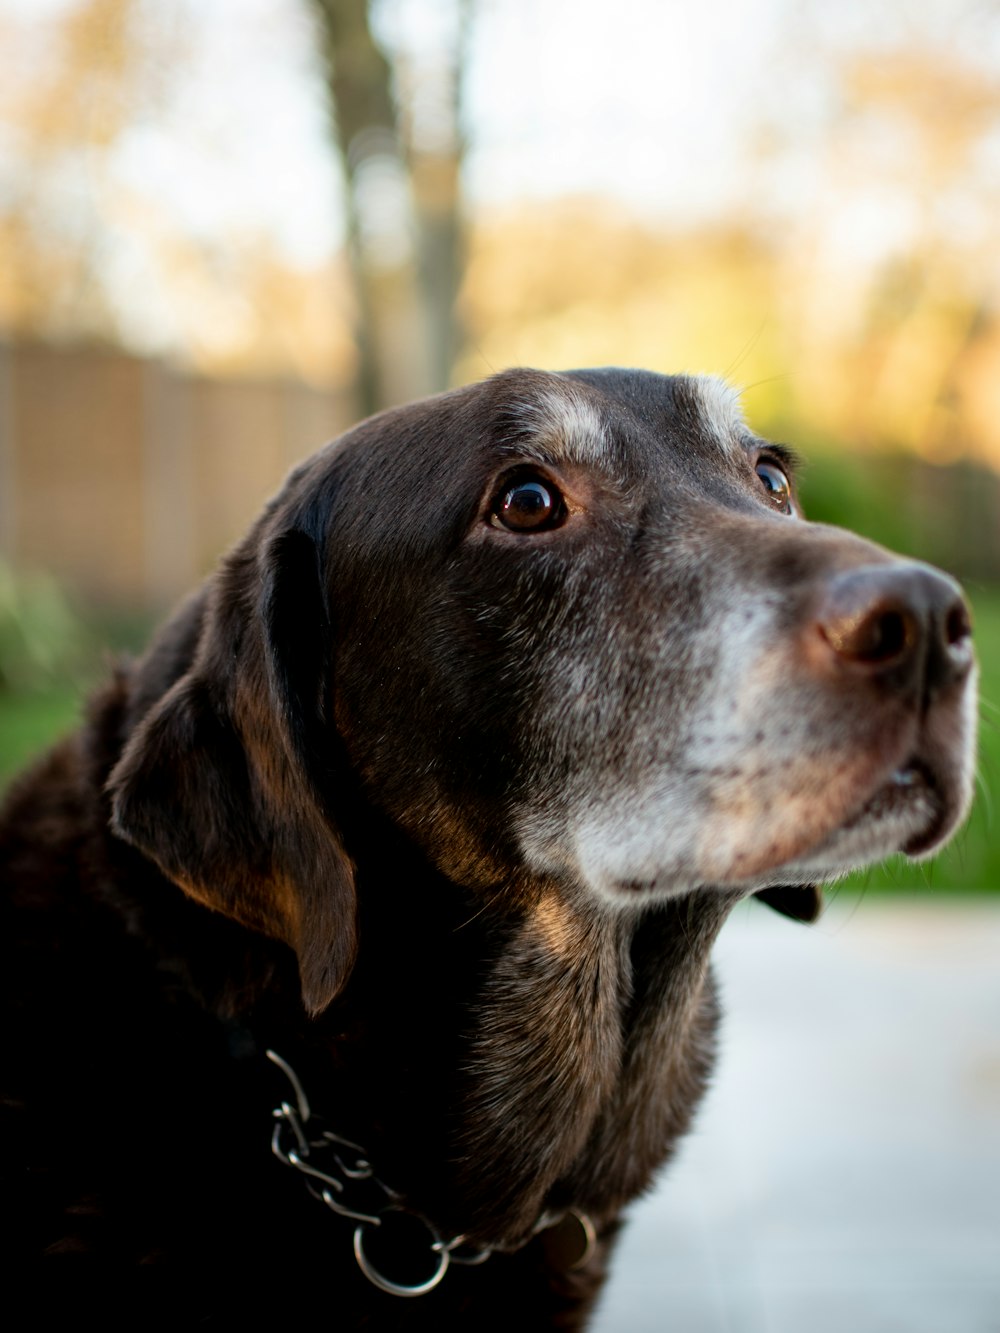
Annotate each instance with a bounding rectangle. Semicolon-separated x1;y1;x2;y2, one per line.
973;766;993;827
723;323;768;382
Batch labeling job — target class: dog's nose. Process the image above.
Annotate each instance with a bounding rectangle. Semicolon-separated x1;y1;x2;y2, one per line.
816;563;973;700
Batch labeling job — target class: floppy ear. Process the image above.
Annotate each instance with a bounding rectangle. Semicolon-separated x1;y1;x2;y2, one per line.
109;522;357;1015
754;885;823;923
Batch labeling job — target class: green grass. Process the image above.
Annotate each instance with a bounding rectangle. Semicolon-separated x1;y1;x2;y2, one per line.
1;589;997;892
0;686;85;784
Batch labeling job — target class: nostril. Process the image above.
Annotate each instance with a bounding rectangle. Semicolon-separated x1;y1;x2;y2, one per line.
819;601;916;667
852;607;911;664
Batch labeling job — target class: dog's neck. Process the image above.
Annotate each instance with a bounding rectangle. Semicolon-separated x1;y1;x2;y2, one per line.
447;887;738;1247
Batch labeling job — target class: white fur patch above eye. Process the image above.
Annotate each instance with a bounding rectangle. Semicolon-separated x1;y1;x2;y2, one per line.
685;375;747;458
510;385;610;468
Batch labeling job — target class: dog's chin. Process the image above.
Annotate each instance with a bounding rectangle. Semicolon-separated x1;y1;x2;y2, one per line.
741;756;971;889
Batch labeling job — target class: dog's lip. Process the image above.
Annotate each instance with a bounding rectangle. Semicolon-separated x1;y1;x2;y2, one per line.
866;757;932;810
839;754;945;851
846;754;928;814
760;752;942;880
896;761;953;856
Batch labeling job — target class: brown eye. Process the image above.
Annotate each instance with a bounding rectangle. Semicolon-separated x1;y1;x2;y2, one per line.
756;460;793;514
493;476;565;532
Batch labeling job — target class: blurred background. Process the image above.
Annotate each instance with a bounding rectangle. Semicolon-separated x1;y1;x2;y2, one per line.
1;4;998;1325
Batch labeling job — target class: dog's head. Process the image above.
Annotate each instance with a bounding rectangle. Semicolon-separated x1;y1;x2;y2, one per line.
110;368;977;1011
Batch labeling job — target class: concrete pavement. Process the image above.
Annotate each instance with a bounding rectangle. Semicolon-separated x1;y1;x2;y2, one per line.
593;896;1000;1333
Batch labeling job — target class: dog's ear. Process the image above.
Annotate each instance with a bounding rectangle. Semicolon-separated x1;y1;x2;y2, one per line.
754;885;823;922
110;520;356;1016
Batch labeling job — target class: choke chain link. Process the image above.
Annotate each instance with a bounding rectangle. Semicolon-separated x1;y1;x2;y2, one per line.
266;1049;490;1297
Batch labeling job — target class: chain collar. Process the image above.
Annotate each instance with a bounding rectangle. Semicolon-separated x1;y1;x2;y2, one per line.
266;1049;596;1298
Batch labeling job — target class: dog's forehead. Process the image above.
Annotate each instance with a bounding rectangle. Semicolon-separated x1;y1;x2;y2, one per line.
671;375;749;456
500;382;611;467
492;368;752;473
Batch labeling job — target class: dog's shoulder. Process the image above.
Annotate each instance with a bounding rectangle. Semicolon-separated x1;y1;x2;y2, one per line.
0;661;269;1262
1;733;89;906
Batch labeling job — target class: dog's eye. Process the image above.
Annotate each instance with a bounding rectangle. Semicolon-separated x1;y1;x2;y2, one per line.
755;460;793;513
492;476;565;532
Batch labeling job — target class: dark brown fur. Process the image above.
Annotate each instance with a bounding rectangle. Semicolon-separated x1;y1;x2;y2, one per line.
0;368;975;1324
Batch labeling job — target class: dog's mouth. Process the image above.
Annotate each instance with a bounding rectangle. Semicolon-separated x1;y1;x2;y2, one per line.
847;758;940;848
774;749;960;884
701;723;973;892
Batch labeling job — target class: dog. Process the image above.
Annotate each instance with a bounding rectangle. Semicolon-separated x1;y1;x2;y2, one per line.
0;368;976;1324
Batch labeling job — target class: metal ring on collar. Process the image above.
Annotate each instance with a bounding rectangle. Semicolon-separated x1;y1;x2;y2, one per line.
353;1208;450;1297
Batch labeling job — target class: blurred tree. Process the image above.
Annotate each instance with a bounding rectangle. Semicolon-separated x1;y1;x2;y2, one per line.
309;0;467;412
813;46;1000;464
0;0;467;406
3;0;999;450
0;0;164;341
750;4;1000;466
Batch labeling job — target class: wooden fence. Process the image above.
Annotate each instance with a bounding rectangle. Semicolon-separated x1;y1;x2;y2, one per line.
2;339;999;614
0;340;352;611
